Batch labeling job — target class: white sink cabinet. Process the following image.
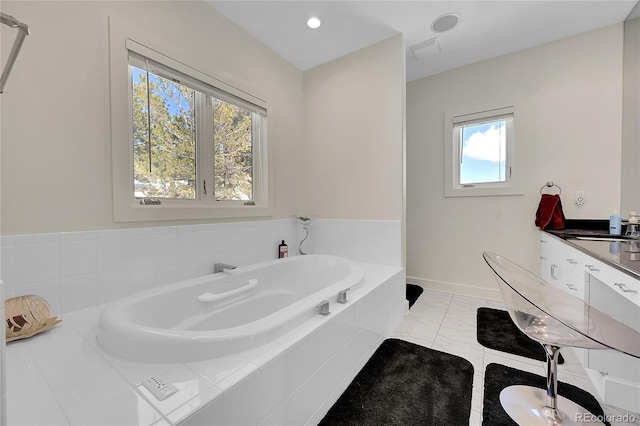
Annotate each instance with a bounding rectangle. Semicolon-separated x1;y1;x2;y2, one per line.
540;232;640;413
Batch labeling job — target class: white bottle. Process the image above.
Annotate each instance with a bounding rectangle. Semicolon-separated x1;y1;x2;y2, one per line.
610;208;622;235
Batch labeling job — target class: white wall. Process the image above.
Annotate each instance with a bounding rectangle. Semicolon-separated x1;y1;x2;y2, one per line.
0;1;306;235
302;35;405;222
407;24;624;298
621;16;640;215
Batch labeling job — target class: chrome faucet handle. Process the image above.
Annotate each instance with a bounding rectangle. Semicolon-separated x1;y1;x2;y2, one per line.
337;288;351;304
316;300;330;315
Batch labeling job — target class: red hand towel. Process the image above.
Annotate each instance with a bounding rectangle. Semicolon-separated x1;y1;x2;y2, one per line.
535;194;565;230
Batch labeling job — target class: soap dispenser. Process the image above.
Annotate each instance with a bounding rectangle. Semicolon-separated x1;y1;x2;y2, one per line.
610;208;622;235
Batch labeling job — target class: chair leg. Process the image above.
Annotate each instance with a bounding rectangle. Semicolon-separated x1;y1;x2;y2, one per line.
541;344;564;421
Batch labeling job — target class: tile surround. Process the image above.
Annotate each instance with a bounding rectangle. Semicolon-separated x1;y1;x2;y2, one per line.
3;262;404;425
0;217;401;425
0;218;402;315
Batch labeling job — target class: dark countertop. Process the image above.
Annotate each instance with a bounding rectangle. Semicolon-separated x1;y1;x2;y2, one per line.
545;220;640;279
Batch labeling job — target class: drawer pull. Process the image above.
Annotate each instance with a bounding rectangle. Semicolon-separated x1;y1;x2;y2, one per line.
540;256;548;260
566;258;578;264
566;283;578;291
550;264;559;279
614;283;638;294
585;264;600;272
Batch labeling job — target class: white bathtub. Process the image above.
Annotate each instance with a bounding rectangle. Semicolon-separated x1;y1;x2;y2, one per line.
96;254;364;363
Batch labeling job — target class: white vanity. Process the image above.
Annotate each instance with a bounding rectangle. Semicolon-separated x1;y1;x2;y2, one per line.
540;231;640;412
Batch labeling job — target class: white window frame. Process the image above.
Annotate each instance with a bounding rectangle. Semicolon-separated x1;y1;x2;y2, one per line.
109;17;272;222
444;106;523;197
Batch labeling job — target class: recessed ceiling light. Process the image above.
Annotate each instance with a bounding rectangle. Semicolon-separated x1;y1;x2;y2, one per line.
431;13;459;33
306;16;322;29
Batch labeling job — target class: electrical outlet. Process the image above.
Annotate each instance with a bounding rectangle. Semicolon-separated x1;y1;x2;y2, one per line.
575;191;585;207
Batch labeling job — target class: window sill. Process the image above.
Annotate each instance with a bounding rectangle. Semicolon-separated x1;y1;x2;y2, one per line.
445;184;524;197
114;203;272;222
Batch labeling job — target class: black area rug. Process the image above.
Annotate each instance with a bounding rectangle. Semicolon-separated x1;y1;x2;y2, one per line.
319;338;474;426
477;307;564;364
406;283;423;308
483;363;610;426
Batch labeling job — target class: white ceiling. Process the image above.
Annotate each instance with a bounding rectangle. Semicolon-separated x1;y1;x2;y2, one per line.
208;1;637;82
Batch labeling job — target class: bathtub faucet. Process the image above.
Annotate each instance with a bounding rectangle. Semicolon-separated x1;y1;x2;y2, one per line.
316;300;330;316
214;263;237;274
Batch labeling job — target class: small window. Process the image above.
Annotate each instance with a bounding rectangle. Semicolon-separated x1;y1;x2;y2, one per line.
109;19;271;222
445;106;523;197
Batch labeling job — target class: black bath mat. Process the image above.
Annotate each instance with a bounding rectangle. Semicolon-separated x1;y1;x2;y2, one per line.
319;338;474;426
483;363;609;425
477;307;564;364
406;283;423;308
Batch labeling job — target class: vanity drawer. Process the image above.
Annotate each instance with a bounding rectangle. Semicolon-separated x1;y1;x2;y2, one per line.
582;256;611;285
561;271;586;300
540;233;587;299
540;233;568;289
587;349;640;386
609;267;640;306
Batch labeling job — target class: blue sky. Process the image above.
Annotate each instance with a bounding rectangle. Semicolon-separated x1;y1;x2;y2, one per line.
460;121;506;184
132;67;193;117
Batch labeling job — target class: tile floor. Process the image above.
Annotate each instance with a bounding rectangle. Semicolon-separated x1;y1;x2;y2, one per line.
390;287;640;426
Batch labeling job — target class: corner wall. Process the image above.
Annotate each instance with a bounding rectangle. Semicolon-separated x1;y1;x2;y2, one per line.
302;35;405;222
621;16;640;215
406;24;624;297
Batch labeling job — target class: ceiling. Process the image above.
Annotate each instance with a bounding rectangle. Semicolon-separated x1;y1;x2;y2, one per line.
208;1;637;82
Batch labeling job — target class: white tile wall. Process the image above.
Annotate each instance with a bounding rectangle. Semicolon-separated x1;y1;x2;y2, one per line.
1;219;401;315
0;217;402;425
306;219;402;267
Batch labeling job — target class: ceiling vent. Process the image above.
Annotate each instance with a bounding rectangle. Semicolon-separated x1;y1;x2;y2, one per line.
409;37;442;60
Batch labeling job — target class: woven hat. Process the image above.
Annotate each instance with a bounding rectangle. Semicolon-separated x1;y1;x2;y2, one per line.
5;295;61;342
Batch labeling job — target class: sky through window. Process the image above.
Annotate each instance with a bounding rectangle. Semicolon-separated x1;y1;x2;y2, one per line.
460;120;506;184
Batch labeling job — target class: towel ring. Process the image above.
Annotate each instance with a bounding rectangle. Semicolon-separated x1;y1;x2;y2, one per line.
540;181;561;195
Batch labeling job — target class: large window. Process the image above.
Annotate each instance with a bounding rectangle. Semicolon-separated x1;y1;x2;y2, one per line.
444;106;523;197
129;53;264;204
109;18;270;221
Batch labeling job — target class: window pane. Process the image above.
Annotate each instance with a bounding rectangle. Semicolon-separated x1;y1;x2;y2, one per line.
213;99;253;201
131;66;197;199
459;120;506;184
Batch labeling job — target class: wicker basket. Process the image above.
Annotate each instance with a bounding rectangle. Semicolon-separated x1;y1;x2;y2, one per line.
5;295;61;342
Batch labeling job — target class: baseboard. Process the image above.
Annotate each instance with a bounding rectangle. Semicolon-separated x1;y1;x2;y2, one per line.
406;276;502;301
